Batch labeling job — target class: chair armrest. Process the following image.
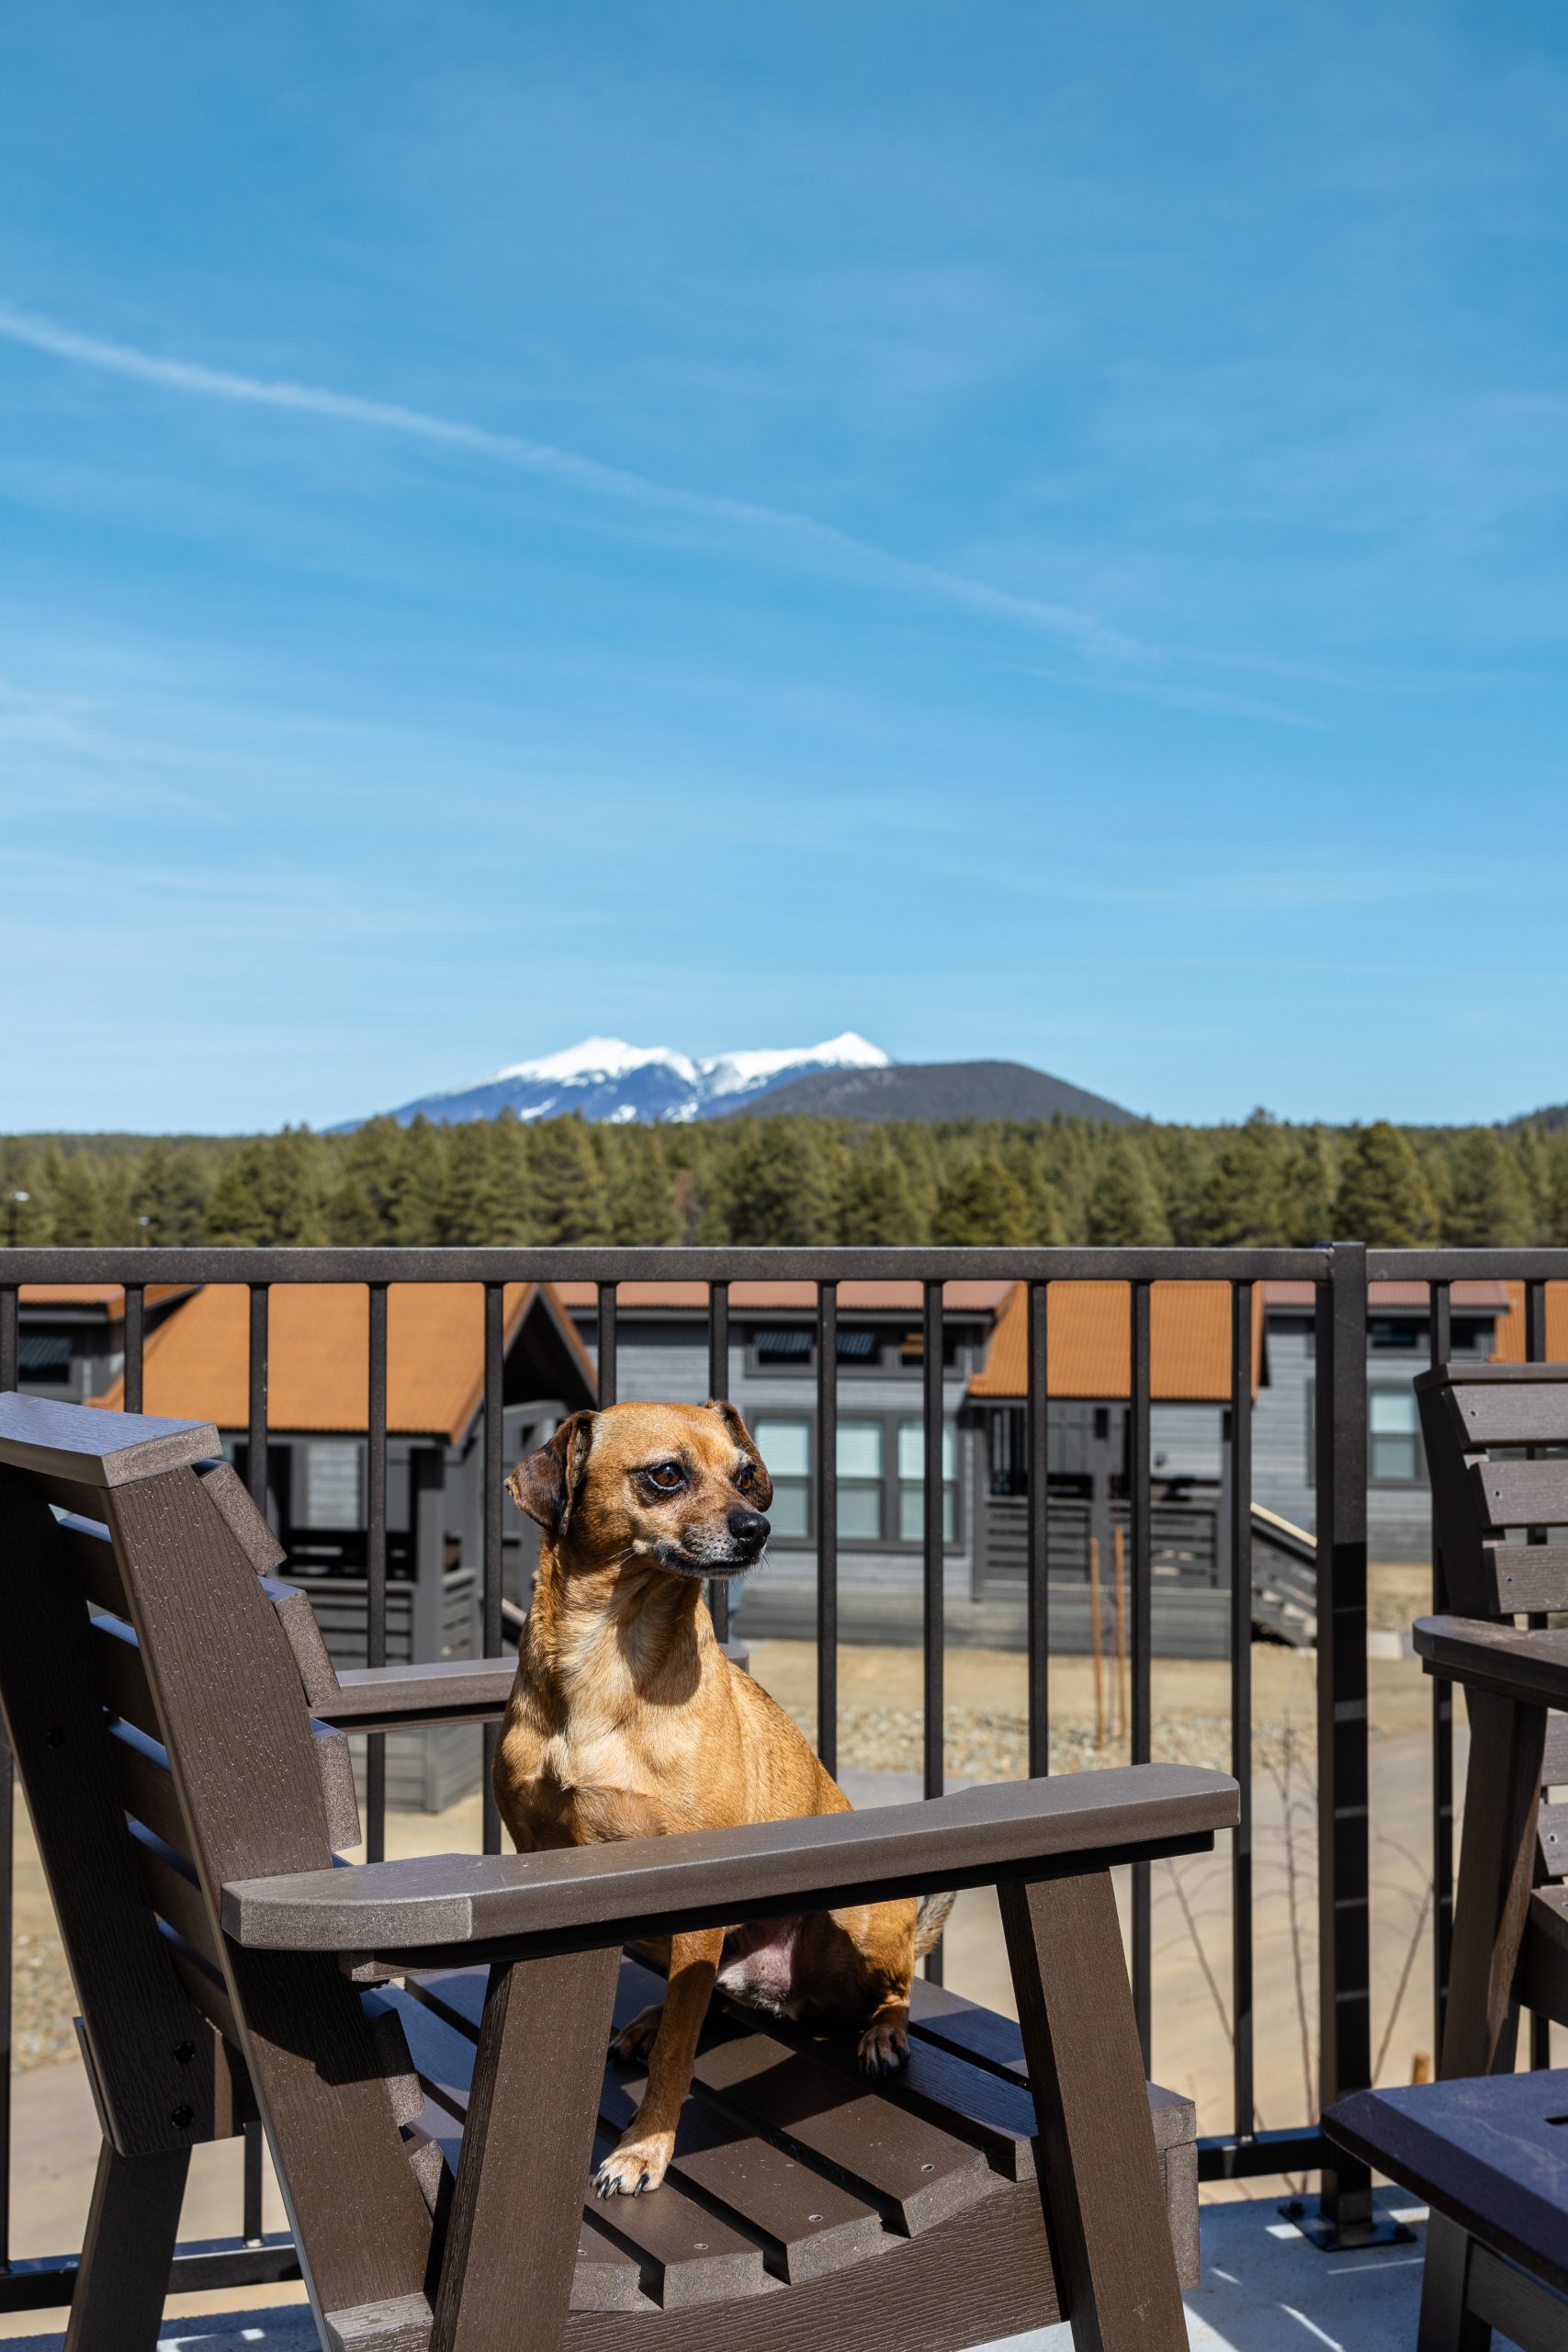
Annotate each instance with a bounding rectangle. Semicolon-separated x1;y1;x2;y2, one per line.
311;1659;516;1732
222;1763;1237;1963
1414;1615;1568;1710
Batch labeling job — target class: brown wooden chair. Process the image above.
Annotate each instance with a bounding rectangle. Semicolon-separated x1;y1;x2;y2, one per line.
0;1395;1236;2352
1412;1359;1568;2346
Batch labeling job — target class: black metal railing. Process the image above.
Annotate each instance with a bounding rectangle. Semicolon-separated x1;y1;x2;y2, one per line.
0;1238;1564;2307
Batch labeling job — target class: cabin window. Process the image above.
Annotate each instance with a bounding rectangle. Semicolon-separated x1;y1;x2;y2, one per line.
754;1329;812;1368
302;1441;364;1528
752;1416;811;1537
1369;1388;1422;1485
750;1326;883;1372
18;1333;72;1386
837;1419;884;1539
897;1419;958;1543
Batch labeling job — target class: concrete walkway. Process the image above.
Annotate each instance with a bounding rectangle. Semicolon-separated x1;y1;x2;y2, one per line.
0;2198;1483;2352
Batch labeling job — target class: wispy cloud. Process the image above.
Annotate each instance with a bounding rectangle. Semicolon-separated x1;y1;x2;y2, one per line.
1026;663;1321;730
0;300;1136;662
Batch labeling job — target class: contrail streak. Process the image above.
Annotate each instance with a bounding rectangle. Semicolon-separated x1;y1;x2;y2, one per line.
0;300;1134;660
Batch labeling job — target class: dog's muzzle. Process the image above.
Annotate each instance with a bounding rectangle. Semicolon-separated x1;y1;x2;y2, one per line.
652;1508;771;1581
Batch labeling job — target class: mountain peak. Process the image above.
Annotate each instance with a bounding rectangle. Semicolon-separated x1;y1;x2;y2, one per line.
340;1033;893;1129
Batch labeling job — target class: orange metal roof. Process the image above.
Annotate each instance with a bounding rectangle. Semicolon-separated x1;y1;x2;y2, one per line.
1490;1282;1568;1363
19;1283;193;1311
95;1283;595;1443
552;1281;1013;1312
969;1281;1265;1403
1260;1280;1512;1308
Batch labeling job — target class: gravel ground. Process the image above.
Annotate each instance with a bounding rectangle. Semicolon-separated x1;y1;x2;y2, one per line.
14;1931;75;2072
790;1703;1301;1782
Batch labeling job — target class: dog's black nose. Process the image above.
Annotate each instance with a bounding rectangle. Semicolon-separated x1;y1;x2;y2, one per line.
728;1507;771;1548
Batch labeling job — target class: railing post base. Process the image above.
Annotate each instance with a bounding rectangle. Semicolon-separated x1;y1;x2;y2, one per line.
1279;2194;1416;2255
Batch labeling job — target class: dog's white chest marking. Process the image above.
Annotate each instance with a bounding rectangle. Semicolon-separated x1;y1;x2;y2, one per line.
717;1918;803;2018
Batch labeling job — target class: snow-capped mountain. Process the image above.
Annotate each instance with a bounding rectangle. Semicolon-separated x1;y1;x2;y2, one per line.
344;1034;891;1128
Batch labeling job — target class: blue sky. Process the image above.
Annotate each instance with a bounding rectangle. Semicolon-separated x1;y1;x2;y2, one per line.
3;3;1567;1132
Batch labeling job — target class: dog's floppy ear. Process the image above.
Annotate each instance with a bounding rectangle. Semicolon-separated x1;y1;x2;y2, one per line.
706;1399;773;1510
506;1411;595;1536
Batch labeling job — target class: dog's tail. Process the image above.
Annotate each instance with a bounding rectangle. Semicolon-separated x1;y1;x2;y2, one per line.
913;1889;956;1960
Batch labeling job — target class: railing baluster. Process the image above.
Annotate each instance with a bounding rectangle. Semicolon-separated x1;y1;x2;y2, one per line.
242;1278;270;2256
1130;1279;1153;2068
0;1286;14;2268
123;1284;145;1416
922;1279;944;1982
597;1282;618;1408
482;1283;505;1856
1429;1279;1453;2065
707;1282;730;1643
246;1284;269;1517
367;1283;389;1866
243;2118;264;2244
817;1281;838;1775
1229;1282;1255;2141
1026;1281;1049;1779
1315;1242;1373;2234
1525;1279;1551;2068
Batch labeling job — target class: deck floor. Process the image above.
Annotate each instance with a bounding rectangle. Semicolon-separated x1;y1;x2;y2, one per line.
0;2198;1505;2352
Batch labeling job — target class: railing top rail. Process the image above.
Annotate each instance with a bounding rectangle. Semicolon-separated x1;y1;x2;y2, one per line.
1369;1250;1568;1281
0;1244;1337;1283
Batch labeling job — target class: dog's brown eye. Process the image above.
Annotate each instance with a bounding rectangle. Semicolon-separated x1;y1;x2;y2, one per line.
735;1461;754;1490
644;1462;685;1492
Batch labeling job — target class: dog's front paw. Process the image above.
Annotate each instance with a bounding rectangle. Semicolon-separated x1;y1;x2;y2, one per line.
609;2002;663;2068
857;2015;910;2075
594;2129;674;2199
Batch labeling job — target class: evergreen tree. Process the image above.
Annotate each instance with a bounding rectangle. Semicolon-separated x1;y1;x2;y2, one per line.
931;1157;1032;1245
1084;1134;1172;1245
487;1111;533;1245
1000;1140;1067;1244
840;1137;927;1244
1439;1127;1534;1247
528;1114;612;1244
1545;1143;1568;1247
1332;1123;1438;1245
387;1116;447;1246
1188;1110;1288;1245
1283;1126;1338;1247
606;1134;681;1245
205;1155;271;1245
327;1117;405;1241
203;1132;325;1245
51;1151;104;1245
130;1142;210;1246
723;1120;838;1246
0;1139;45;1244
439;1121;505;1245
324;1169;383;1244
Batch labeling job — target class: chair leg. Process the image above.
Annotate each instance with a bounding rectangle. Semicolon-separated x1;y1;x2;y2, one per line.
1418;2214;1489;2352
64;2137;189;2352
1441;1691;1545;2080
430;1945;621;2352
999;1871;1188;2352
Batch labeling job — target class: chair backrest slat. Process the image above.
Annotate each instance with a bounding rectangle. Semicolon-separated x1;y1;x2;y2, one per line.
56;1513;131;1617
1417;1363;1568;1618
90;1611;164;1744
107;1717;194;1852
1471;1459;1568;1536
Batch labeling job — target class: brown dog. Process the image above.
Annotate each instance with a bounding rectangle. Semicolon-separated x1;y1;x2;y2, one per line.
493;1399;952;2199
